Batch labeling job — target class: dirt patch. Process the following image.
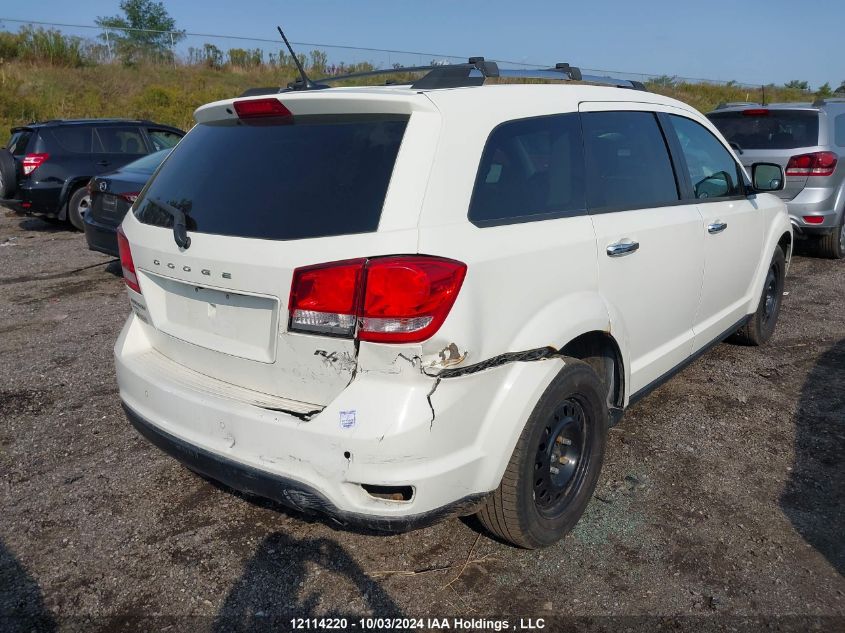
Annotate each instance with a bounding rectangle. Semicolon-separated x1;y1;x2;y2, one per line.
0;209;843;630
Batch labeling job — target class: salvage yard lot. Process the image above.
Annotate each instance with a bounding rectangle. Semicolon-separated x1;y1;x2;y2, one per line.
0;208;843;630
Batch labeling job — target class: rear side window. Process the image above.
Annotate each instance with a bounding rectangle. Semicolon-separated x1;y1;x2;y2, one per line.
708;110;820;149
581;111;679;211
46;127;93;153
668;115;744;199
94;126;146;154
7;130;32;155
468;114;586;226
134;114;408;241
835;114;845;147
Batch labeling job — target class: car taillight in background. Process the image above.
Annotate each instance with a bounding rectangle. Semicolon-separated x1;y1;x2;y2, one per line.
119;192;141;203
116;226;141;294
785;151;838;177
289;256;467;344
22;153;49;176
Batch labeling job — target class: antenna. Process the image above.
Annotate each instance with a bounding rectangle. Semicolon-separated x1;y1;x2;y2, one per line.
276;26;323;91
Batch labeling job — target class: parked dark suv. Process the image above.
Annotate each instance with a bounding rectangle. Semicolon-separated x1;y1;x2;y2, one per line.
0;119;184;230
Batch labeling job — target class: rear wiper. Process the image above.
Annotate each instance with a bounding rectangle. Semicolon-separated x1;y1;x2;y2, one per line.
145;197;191;249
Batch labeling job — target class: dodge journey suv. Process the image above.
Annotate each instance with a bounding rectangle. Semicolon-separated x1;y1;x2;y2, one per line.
114;61;792;548
708;98;845;258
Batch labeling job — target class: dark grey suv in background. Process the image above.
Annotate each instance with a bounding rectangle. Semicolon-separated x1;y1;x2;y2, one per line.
0;119;183;230
708;98;845;258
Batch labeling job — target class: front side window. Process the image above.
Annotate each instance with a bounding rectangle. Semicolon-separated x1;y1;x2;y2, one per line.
148;129;182;151
468;114;586;226
669;115;743;199
94;126;146;154
581;111;679;211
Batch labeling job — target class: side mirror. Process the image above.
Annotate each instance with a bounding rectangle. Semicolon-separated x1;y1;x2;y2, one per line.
752;163;784;192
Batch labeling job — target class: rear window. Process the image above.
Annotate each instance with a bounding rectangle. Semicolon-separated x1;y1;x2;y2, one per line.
581;111;679;211
468;114;586;226
708;110;820;149
134;114;408;241
94;126;146;154
7;130;32;155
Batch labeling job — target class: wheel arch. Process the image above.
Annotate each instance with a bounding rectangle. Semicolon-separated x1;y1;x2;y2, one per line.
560;330;625;423
58;177;91;220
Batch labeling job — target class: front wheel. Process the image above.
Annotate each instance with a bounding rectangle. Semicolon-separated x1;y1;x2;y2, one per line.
732;247;786;346
67;187;91;231
477;358;608;548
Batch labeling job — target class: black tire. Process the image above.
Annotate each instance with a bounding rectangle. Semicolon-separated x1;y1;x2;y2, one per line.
67;186;91;231
815;218;845;259
732;247;786;346
477;358;608;548
0;148;16;198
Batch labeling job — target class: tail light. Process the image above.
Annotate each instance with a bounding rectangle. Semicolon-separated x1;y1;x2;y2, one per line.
233;98;292;119
785;151;838;177
119;191;141;203
289;256;467;344
742;108;769;116
86;179;94;195
22;153;49;176
116;226;141;294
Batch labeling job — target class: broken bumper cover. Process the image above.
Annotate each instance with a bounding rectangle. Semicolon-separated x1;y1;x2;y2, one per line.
115;314;562;527
123;403;487;532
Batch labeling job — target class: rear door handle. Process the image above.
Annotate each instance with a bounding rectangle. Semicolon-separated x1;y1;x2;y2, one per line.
96;160;111;167
707;221;728;234
606;240;640;257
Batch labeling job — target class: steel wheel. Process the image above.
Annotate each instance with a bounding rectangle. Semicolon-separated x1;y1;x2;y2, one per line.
533;397;591;518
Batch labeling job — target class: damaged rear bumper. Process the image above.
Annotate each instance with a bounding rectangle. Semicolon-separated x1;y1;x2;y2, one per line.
124;403;487;532
115;314;564;528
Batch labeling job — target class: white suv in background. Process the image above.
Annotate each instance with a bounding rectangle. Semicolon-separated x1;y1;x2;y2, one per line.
114;61;792;548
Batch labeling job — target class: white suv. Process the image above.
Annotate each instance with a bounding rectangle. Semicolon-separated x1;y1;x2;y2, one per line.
114;61;792;548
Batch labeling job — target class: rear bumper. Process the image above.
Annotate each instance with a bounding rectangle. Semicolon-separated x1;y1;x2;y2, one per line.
83;214;119;257
123;403;487;532
114;313;558;529
0;198;25;213
789;210;840;236
8;182;63;216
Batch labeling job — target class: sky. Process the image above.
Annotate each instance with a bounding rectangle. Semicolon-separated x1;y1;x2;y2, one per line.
1;0;842;89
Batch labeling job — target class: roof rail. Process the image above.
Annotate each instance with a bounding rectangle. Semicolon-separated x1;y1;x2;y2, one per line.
302;58;647;92
813;97;845;106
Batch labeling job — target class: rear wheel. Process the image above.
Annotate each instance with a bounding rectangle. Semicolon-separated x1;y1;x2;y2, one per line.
732;247;785;346
477;358;608;548
815;217;845;259
67;187;90;231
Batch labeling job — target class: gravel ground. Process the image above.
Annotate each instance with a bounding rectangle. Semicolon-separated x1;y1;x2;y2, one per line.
1;209;843;632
